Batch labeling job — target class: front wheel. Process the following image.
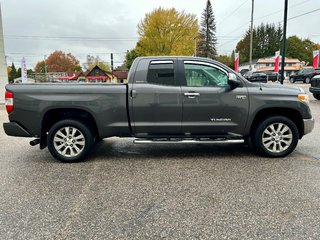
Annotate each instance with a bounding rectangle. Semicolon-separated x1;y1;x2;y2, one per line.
289;77;295;83
47;120;94;163
313;93;320;100
253;116;299;157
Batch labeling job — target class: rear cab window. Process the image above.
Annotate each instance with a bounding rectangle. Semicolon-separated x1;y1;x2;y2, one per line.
147;60;178;86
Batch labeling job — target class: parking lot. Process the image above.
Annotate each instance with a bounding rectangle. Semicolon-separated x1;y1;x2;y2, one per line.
1;82;320;239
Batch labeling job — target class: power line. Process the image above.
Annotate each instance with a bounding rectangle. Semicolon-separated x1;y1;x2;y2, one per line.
288;8;320;21
217;0;249;26
219;0;312;42
254;0;311;21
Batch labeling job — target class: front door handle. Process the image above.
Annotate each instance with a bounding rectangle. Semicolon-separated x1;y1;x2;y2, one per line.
184;92;200;98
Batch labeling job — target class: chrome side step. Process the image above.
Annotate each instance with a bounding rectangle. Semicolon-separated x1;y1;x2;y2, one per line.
133;139;244;144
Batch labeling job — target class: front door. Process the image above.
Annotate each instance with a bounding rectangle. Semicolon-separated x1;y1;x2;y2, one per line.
131;59;182;136
181;60;249;136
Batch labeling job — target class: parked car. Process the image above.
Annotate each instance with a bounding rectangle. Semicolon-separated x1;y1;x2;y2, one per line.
289;68;320;84
243;71;267;83
3;56;314;162
256;70;279;82
309;75;320;100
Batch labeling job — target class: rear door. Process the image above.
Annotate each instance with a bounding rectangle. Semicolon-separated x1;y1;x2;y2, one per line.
180;60;249;136
131;58;182;136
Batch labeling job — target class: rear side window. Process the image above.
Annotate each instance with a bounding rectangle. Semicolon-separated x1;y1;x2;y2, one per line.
147;61;177;86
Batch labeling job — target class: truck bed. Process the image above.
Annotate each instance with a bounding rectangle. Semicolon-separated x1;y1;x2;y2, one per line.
5;83;131;138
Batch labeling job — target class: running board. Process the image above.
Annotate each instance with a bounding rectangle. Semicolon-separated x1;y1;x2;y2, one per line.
133;139;244;144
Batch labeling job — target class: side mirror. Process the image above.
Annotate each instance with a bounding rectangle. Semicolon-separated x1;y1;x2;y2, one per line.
228;73;240;88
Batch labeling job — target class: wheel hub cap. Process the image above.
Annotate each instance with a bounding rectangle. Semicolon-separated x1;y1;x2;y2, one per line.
262;123;293;153
53;126;85;158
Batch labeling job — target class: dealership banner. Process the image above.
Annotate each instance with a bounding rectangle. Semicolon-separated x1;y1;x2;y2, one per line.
234;52;239;72
313;50;319;69
21;57;27;83
274;51;280;73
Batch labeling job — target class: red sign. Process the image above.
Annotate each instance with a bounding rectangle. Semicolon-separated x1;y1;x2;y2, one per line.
274;51;280;73
234;52;239;72
313;50;319;69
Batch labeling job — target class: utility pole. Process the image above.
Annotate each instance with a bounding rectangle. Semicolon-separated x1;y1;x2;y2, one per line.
110;53;114;82
280;0;288;85
249;0;254;70
44;55;47;81
0;3;8;103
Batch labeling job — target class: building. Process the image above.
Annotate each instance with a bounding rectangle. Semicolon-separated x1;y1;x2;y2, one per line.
239;56;303;78
255;56;301;77
57;65;128;83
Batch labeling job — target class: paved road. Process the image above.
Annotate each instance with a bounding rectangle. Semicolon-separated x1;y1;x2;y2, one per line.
0;83;320;239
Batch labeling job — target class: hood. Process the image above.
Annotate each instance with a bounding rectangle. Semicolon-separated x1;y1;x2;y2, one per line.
248;82;304;94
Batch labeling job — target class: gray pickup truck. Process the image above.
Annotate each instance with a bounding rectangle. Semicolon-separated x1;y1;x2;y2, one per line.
3;56;314;162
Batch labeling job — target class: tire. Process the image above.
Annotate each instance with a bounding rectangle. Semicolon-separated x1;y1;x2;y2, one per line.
47;119;94;163
289;77;295;83
253;116;299;157
313;93;320;100
305;77;311;84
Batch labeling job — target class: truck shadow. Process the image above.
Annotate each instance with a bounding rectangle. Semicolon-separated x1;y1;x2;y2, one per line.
89;138;256;162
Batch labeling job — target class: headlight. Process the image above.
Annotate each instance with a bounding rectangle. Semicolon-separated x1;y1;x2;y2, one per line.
298;94;309;104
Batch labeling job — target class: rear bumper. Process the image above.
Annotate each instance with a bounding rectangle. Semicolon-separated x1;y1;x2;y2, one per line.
3;122;32;137
309;87;320;94
303;118;314;135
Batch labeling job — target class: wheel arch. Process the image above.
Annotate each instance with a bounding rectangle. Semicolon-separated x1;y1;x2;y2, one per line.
41;108;99;141
250;108;303;139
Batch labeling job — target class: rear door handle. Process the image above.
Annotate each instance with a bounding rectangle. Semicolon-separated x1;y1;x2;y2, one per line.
184;92;200;98
130;90;137;98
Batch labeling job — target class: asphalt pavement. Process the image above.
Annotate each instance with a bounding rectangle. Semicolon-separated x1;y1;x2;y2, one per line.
1;82;320;239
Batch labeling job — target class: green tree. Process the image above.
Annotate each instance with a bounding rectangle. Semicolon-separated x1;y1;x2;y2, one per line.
8;62;17;82
124;49;140;69
197;0;217;59
137;7;198;56
286;36;320;65
236;23;282;63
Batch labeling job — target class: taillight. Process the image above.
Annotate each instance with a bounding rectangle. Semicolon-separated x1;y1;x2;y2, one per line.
5;91;14;114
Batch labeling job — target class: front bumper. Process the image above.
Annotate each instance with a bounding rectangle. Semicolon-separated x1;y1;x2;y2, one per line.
3;122;32;137
303;118;314;135
309;87;320;94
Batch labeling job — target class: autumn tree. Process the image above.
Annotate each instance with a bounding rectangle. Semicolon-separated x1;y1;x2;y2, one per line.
236;23;282;63
34;51;81;73
35;60;46;73
216;52;235;69
136;7;199;56
83;55;110;71
197;0;217;59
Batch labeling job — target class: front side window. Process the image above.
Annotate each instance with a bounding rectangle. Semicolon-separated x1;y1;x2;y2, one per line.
184;63;228;87
147;61;177;86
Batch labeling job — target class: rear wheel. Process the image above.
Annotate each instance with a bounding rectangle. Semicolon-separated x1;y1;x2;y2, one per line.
313;93;320;100
47;120;94;163
253;116;299;157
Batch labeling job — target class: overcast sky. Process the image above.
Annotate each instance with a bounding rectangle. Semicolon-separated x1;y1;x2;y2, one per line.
1;0;320;69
